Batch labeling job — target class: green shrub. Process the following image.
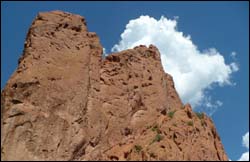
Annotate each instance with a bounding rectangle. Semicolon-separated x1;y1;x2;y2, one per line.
151;124;160;133
152;134;163;143
195;112;204;119
134;145;142;153
187;121;193;126
168;111;176;118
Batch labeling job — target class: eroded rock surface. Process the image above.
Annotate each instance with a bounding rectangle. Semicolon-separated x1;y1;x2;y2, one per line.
1;11;228;161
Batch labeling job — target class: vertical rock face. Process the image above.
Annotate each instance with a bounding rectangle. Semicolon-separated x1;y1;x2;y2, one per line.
1;11;228;161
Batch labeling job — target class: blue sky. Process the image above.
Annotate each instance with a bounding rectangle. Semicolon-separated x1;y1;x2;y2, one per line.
1;1;249;160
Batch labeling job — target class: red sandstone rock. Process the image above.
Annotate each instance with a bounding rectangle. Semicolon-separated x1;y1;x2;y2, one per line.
1;10;228;161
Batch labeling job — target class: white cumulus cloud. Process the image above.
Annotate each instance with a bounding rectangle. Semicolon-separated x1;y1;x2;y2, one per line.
111;15;238;109
230;62;239;72
238;152;249;161
230;51;237;60
102;48;107;56
195;96;224;116
243;132;249;149
238;132;249;161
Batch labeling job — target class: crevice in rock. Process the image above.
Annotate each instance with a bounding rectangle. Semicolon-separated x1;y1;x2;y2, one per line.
71;26;82;32
14;121;32;128
81;49;92;125
11;81;40;90
160;108;167;115
8;111;24;118
187;110;192;119
142;82;152;87
69;139;87;161
109;155;119;161
173;132;183;152
63;23;69;28
124;151;130;159
11;99;23;104
56;139;62;151
121;127;132;136
213;139;221;160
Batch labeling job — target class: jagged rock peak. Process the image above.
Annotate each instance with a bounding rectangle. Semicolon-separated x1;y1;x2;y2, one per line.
1;11;228;161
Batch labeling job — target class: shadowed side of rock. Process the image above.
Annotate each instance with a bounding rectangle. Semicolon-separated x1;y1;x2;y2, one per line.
1;10;106;160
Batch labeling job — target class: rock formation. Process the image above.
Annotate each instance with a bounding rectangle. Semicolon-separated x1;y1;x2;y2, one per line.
1;11;228;161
